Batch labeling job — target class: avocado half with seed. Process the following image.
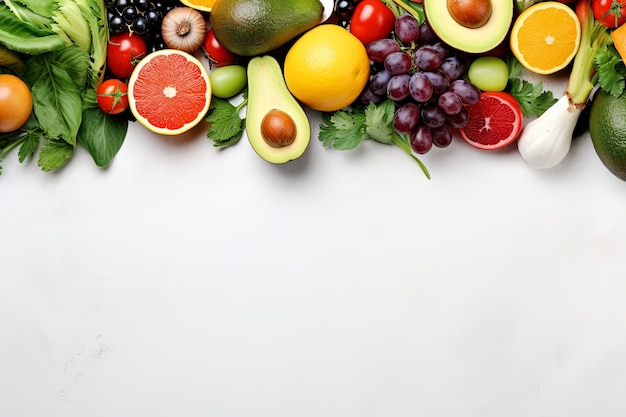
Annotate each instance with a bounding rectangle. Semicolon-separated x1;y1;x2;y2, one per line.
424;0;513;54
246;56;310;164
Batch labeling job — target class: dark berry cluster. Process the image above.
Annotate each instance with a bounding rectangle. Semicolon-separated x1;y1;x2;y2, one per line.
105;0;177;38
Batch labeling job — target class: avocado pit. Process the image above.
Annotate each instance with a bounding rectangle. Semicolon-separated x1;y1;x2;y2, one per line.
261;109;297;147
446;0;492;29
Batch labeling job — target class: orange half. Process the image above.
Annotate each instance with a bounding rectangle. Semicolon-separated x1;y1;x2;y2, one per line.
179;0;216;12
510;1;581;75
128;49;211;135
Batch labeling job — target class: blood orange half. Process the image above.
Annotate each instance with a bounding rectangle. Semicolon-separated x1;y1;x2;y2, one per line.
459;91;523;151
128;49;211;135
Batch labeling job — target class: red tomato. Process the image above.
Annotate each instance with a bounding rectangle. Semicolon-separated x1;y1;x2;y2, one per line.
592;0;626;28
107;32;147;79
349;0;396;46
96;79;129;115
202;28;238;67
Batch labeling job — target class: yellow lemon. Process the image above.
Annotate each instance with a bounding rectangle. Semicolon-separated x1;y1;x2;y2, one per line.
284;24;370;112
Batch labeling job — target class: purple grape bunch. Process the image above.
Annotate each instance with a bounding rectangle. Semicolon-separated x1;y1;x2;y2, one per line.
361;14;481;155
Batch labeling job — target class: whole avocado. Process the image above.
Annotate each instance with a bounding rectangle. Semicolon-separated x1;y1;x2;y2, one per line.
210;0;324;57
589;89;626;181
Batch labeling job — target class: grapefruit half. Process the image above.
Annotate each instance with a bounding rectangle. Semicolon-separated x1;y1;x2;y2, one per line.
128;49;211;135
459;91;523;151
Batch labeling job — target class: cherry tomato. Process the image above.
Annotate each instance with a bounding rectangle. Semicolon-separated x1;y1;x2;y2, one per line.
107;32;148;79
592;0;626;28
202;28;238;67
0;74;32;133
96;79;129;115
349;0;396;46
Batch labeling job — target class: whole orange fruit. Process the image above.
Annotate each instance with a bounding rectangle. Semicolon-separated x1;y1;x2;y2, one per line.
284;24;370;112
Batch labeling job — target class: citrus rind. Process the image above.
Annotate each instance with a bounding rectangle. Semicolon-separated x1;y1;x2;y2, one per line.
179;0;214;12
510;1;581;75
128;49;211;136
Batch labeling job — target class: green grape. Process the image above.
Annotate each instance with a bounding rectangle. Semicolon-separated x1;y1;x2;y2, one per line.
468;56;509;92
209;65;247;99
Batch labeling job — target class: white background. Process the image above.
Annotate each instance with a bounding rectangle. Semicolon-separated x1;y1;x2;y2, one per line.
2;56;626;416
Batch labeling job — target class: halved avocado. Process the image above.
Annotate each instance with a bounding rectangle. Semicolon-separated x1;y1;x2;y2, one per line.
424;0;513;54
246;56;310;164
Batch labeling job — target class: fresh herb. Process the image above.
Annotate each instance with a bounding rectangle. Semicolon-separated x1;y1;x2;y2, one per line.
206;91;248;148
506;54;558;117
0;0;124;174
593;44;626;97
318;99;430;178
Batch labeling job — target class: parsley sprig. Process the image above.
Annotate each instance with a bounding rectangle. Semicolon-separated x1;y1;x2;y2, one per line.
505;54;558;117
319;99;430;179
206;90;248;148
593;44;626;97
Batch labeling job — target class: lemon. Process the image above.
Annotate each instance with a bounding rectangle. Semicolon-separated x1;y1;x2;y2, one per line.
284;24;370;112
589;89;626;181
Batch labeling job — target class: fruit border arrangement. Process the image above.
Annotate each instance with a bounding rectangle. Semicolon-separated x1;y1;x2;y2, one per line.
1;0;626;181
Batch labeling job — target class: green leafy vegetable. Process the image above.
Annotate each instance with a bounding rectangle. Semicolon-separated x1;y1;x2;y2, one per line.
319;110;367;150
506;54;558;117
0;0;121;175
318;99;429;178
206;94;248;148
38;137;74;172
594;44;626;97
508;78;558;118
78;108;128;167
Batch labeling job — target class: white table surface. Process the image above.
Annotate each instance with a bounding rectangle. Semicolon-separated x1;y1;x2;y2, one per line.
2;66;626;417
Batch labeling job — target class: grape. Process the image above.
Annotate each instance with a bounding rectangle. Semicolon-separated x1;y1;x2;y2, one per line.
423;70;450;95
439;56;466;81
430;42;451;60
384;51;413;75
409;72;433;103
431;125;453;148
438;91;463;115
446;106;470;128
360;88;384;105
366;38;400;63
393;102;421;134
450;79;481;105
418;21;438;45
394;13;420;44
370;70;392;96
387;74;411;101
413;46;442;71
421;103;445;128
467;56;509;92
410;124;433;154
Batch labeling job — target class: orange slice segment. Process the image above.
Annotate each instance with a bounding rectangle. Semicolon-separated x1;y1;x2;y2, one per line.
510;1;581;75
128;49;211;136
179;0;216;12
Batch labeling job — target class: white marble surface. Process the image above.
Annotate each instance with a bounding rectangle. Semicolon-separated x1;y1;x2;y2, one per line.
2;70;626;417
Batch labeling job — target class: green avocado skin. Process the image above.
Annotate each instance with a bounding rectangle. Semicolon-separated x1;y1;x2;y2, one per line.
210;0;324;56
